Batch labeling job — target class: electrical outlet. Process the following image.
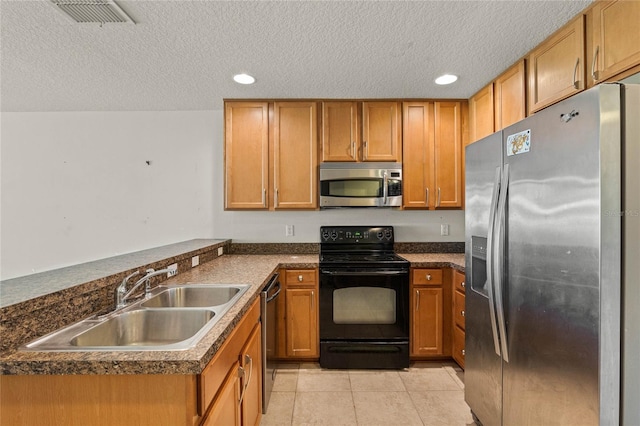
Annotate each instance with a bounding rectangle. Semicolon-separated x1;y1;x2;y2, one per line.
217;247;224;256
285;225;294;237
440;224;450;236
167;263;178;277
191;255;200;267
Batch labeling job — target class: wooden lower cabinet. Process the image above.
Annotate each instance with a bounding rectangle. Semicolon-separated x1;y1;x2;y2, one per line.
202;361;241;426
0;298;263;426
412;286;444;355
452;325;466;369
281;269;319;359
240;324;263;426
410;268;452;358
452;269;466;369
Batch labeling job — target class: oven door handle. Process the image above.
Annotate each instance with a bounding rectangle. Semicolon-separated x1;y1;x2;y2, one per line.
320;270;407;276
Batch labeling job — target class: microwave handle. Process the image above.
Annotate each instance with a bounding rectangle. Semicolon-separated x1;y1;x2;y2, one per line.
383;171;388;205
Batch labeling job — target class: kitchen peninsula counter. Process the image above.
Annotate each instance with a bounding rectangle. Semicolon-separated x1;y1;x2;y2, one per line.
1;249;464;376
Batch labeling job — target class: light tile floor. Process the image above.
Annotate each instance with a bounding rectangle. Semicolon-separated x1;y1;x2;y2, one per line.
261;362;475;426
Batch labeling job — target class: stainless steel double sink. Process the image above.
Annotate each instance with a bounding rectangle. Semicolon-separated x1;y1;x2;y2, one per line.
21;284;251;351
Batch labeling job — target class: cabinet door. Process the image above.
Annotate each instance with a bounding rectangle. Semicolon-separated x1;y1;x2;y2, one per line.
402;102;432;208
452;324;465;369
225;102;269;209
495;60;526;130
202;361;241;426
528;15;585;114
362;101;402;162
285;288;319;358
412;287;444;356
469;83;495;144
590;0;640;85
322;101;359;162
240;324;262;426
454;290;466;330
433;102;463;209
273;102;318;209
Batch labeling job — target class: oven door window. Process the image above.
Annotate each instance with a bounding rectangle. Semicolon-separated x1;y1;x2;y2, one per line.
333;287;396;324
321;179;382;198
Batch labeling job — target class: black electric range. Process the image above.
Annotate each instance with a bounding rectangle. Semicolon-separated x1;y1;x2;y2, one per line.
319;226;410;369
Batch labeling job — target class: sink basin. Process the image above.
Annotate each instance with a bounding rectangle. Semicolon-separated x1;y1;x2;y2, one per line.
21;283;252;352
70;309;215;347
141;285;247;308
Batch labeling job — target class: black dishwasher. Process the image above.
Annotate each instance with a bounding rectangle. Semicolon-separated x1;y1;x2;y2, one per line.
260;273;280;414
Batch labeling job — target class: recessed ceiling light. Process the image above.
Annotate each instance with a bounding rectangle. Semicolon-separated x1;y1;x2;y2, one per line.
435;74;458;85
233;73;255;85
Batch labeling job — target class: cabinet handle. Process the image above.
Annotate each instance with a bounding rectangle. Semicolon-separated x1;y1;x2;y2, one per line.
275;188;279;207
426;274;432;281
426;188;429;207
298;274;303;282
363;140;368;160
437;188;441;208
462;349;465;356
262;188;266;207
350;141;356;159
237;365;246;406
461;281;466;288
239;354;253;405
591;45;600;81
416;290;420;310
573;58;580;90
461;310;465;317
311;290;315;309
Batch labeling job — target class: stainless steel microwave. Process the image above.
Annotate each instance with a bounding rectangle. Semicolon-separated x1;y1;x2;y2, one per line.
319;162;402;208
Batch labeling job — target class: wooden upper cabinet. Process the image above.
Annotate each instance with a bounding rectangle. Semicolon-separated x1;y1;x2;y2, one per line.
273;102;318;209
495;60;526;130
469;84;495;144
433;102;463;209
402;102;432;208
402;101;463;210
321;101;359;161
362;101;402;162
528;15;585;114
322;101;401;162
225;102;269;209
589;0;640;86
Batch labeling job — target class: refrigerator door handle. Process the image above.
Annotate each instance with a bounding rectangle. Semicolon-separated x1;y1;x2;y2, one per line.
494;163;510;362
486;166;502;357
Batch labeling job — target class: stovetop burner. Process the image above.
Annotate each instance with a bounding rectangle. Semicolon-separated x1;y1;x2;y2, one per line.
319;226;408;269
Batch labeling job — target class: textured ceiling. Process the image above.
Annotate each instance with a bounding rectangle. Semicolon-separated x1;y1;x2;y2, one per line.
1;0;593;112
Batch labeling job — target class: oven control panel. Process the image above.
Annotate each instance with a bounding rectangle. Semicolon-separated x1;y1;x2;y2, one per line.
320;226;394;243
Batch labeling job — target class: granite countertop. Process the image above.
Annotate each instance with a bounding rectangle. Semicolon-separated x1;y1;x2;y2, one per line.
1;252;464;376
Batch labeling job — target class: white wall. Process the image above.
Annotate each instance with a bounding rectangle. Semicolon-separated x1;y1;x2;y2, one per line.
1;111;216;279
1;109;464;280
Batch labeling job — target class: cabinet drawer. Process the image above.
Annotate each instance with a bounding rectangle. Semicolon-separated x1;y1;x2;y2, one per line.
453;270;466;293
454;290;466;330
412;268;443;285
285;269;316;286
453;325;465;369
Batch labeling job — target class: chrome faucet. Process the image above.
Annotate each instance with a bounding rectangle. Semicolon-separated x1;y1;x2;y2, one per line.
115;268;175;309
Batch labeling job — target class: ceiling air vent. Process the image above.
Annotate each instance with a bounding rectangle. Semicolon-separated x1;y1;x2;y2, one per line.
50;0;135;24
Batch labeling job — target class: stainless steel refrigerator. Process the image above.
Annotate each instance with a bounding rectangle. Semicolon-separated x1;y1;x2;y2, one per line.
464;83;639;426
